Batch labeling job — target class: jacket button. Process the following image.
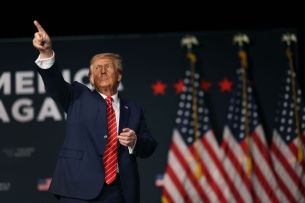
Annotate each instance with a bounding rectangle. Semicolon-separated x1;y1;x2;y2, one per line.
104;135;107;138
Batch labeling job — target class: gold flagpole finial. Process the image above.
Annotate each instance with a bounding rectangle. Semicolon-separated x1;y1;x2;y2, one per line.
181;34;199;53
233;33;249;69
232;32;249;48
282;32;297;47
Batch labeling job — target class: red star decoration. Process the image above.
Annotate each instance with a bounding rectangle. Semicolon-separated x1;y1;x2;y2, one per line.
151;80;167;95
200;79;212;92
218;77;233;92
173;79;184;94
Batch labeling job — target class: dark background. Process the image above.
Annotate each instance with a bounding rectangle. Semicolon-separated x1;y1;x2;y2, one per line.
1;5;303;85
0;4;303;203
0;6;302;45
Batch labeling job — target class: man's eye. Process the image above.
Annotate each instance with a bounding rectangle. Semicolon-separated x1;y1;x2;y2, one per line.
107;65;111;68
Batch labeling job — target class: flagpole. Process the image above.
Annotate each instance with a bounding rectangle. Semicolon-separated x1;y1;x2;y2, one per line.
233;33;252;174
181;35;201;178
282;33;303;162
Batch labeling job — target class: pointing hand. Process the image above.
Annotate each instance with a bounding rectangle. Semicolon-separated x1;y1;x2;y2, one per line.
32;20;53;58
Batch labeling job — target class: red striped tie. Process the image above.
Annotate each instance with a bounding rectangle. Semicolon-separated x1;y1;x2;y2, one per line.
103;96;118;184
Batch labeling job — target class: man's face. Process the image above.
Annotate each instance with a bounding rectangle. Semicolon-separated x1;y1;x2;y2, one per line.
90;58;122;94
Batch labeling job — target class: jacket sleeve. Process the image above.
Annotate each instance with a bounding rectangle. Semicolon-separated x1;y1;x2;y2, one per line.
36;62;79;113
133;107;158;158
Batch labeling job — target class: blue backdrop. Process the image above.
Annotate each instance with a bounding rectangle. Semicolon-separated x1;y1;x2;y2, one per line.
0;27;300;203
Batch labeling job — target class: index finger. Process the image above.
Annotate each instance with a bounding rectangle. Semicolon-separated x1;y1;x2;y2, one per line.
33;20;46;33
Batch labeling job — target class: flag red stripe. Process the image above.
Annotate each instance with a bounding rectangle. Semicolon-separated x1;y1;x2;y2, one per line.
252;131;281;203
252;131;271;164
252;158;280;203
271;140;299;202
200;136;228;203
162;187;174;203
166;163;190;202
221;138;250;203
273;140;303;189
274;167;299;203
171;141;209;202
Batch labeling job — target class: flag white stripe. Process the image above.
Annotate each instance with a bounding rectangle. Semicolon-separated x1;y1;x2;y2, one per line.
222;126;253;203
195;140;217;202
272;131;299;193
251;125;281;202
172;130;203;203
199;129;232;202
271;130;305;202
168;155;200;203
163;155;183;203
252;175;270;201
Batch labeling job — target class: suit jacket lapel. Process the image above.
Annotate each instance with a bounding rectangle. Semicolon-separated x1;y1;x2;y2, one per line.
118;96;130;150
119;96;129;134
93;90;107;130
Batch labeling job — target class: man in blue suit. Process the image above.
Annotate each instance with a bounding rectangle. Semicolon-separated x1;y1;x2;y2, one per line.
32;20;158;203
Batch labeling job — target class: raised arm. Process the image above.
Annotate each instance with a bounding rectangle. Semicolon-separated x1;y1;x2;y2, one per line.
32;20;53;59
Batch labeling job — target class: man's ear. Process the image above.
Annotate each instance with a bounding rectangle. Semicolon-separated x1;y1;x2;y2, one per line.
118;74;122;82
89;75;94;85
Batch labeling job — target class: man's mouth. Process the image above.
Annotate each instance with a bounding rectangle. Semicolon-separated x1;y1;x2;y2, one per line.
100;76;108;81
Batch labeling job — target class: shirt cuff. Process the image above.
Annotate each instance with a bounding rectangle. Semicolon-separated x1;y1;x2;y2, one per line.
35;51;55;69
128;134;137;154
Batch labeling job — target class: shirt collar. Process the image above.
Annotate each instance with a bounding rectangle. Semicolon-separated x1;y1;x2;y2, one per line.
98;91;119;105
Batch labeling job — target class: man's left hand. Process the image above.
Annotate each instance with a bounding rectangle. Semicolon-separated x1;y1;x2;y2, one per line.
118;128;136;147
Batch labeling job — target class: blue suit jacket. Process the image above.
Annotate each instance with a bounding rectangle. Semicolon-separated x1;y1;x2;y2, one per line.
36;62;158;203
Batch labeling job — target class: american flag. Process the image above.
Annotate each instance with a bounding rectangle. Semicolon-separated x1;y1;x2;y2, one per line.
270;65;305;203
37;178;52;192
155;174;164;187
161;69;230;203
220;67;281;203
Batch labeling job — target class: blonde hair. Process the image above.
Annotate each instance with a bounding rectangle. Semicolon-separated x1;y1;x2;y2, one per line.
88;53;123;88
